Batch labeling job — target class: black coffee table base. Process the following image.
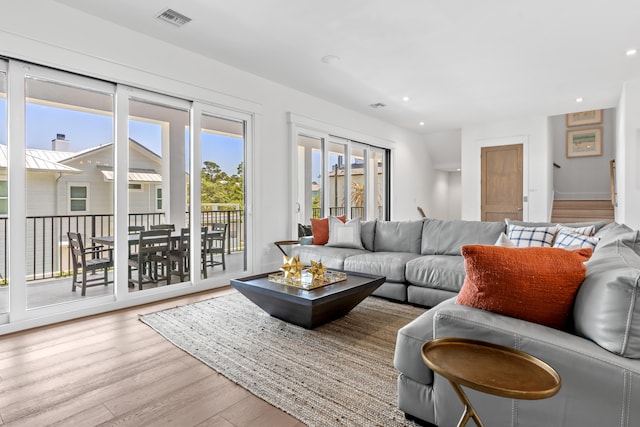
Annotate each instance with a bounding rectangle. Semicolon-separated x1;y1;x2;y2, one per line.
230;271;385;329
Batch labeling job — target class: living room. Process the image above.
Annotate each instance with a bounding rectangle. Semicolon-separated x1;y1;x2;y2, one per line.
1;1;640;425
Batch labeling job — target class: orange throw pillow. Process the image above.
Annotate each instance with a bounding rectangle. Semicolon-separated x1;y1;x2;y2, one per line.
456;245;592;329
310;215;346;245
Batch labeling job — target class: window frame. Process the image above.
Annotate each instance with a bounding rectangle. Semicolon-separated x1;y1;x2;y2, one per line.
68;183;89;214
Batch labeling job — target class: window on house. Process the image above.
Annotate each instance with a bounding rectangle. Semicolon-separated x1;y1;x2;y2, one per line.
128;183;143;191
69;185;88;212
156;186;162;210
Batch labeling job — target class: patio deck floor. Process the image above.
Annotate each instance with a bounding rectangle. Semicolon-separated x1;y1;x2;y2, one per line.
0;252;244;311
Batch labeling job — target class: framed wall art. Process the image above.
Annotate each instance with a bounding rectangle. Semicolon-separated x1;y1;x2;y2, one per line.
566;109;602;127
566;127;602;158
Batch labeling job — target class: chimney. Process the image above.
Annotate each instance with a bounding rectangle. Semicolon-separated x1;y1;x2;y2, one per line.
51;134;70;152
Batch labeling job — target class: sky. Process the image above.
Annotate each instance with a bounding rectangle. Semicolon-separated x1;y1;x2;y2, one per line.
0;101;243;175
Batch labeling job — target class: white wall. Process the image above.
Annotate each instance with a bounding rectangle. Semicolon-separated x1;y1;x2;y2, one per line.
617;80;640;230
1;1;433;272
428;170;461;220
460;116;552;221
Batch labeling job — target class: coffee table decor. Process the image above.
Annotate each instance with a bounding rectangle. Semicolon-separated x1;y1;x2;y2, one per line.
269;257;345;290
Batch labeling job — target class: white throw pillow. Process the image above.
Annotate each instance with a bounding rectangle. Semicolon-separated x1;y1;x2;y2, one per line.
326;217;364;249
494;232;517;248
558;224;596;237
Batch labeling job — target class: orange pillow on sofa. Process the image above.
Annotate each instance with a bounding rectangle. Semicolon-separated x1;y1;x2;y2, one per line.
310;215;346;245
456;245;592;329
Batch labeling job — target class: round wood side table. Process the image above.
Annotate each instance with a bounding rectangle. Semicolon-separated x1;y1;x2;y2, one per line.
421;338;561;427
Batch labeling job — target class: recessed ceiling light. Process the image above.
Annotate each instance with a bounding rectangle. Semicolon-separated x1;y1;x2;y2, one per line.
419;122;425;126
576;97;584;103
321;55;340;64
626;49;637;56
402;96;410;102
456;168;461;172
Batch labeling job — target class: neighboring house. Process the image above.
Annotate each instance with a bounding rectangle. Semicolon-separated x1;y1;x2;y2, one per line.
0;135;169;279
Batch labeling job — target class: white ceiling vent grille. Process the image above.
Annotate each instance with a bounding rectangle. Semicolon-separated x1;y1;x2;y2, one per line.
156;8;192;27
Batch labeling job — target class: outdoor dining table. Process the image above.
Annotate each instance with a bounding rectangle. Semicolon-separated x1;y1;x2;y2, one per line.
92;230;222;247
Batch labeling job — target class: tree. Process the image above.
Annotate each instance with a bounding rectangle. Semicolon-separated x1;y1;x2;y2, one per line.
200;161;244;209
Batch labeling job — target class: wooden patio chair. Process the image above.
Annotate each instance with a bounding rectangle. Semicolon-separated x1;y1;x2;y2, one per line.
204;223;227;271
150;224;175;231
128;229;172;290
67;231;113;296
128;225;145;234
169;228;191;283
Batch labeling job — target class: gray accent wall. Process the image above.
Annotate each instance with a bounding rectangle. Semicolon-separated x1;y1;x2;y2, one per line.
552;108;615;200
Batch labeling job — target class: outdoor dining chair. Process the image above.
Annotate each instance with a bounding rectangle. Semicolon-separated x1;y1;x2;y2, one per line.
204;223;227;271
169;228;191;283
67;231;113;296
128;229;172;290
150;224;175;231
128;225;145;234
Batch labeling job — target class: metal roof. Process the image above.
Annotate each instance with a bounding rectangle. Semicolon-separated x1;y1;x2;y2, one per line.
0;144;81;173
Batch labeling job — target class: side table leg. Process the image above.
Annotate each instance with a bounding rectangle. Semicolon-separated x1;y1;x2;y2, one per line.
448;380;485;427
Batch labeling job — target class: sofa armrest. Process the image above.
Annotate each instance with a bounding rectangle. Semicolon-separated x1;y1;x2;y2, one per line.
433;302;640;371
394;298;457;384
431;302;640;427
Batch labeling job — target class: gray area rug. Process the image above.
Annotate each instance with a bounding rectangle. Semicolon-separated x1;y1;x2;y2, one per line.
140;292;426;426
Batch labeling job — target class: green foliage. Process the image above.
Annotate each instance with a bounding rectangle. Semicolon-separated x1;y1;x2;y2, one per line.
201;161;244;208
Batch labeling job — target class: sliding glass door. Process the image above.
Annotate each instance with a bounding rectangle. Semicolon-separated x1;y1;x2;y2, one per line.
126;91;190;289
296;134;323;222
0;58;254;329
0;61;7;320
193;107;248;276
294;126;390;230
21;65;115;310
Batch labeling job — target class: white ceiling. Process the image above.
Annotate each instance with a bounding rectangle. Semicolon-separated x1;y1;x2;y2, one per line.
55;0;640;136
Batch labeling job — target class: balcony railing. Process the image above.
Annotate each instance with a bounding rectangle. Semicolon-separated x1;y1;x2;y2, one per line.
0;210;244;282
311;207;366;219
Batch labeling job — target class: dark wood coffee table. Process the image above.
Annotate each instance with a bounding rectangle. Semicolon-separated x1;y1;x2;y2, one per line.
230;270;385;329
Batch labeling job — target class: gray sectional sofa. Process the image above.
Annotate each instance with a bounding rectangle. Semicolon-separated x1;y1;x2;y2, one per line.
395;221;640;427
292;218;506;307
294;217;640;427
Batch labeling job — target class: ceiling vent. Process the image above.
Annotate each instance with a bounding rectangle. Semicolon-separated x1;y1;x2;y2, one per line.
156;8;192;27
369;102;387;109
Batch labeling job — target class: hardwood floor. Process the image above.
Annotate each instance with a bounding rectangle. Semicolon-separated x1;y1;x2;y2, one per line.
0;287;305;427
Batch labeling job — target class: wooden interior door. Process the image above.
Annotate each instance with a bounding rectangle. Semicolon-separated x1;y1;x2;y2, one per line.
481;144;523;222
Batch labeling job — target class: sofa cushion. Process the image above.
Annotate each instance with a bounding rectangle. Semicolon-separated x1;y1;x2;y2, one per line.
360;219;377;252
374;220;423;254
405;255;466;292
291;244;367;270
326;217;364;249
420;218;505;255
344;252;421;282
310;215;346;245
456;245;592;329
574;240;640;358
594;223;633;250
